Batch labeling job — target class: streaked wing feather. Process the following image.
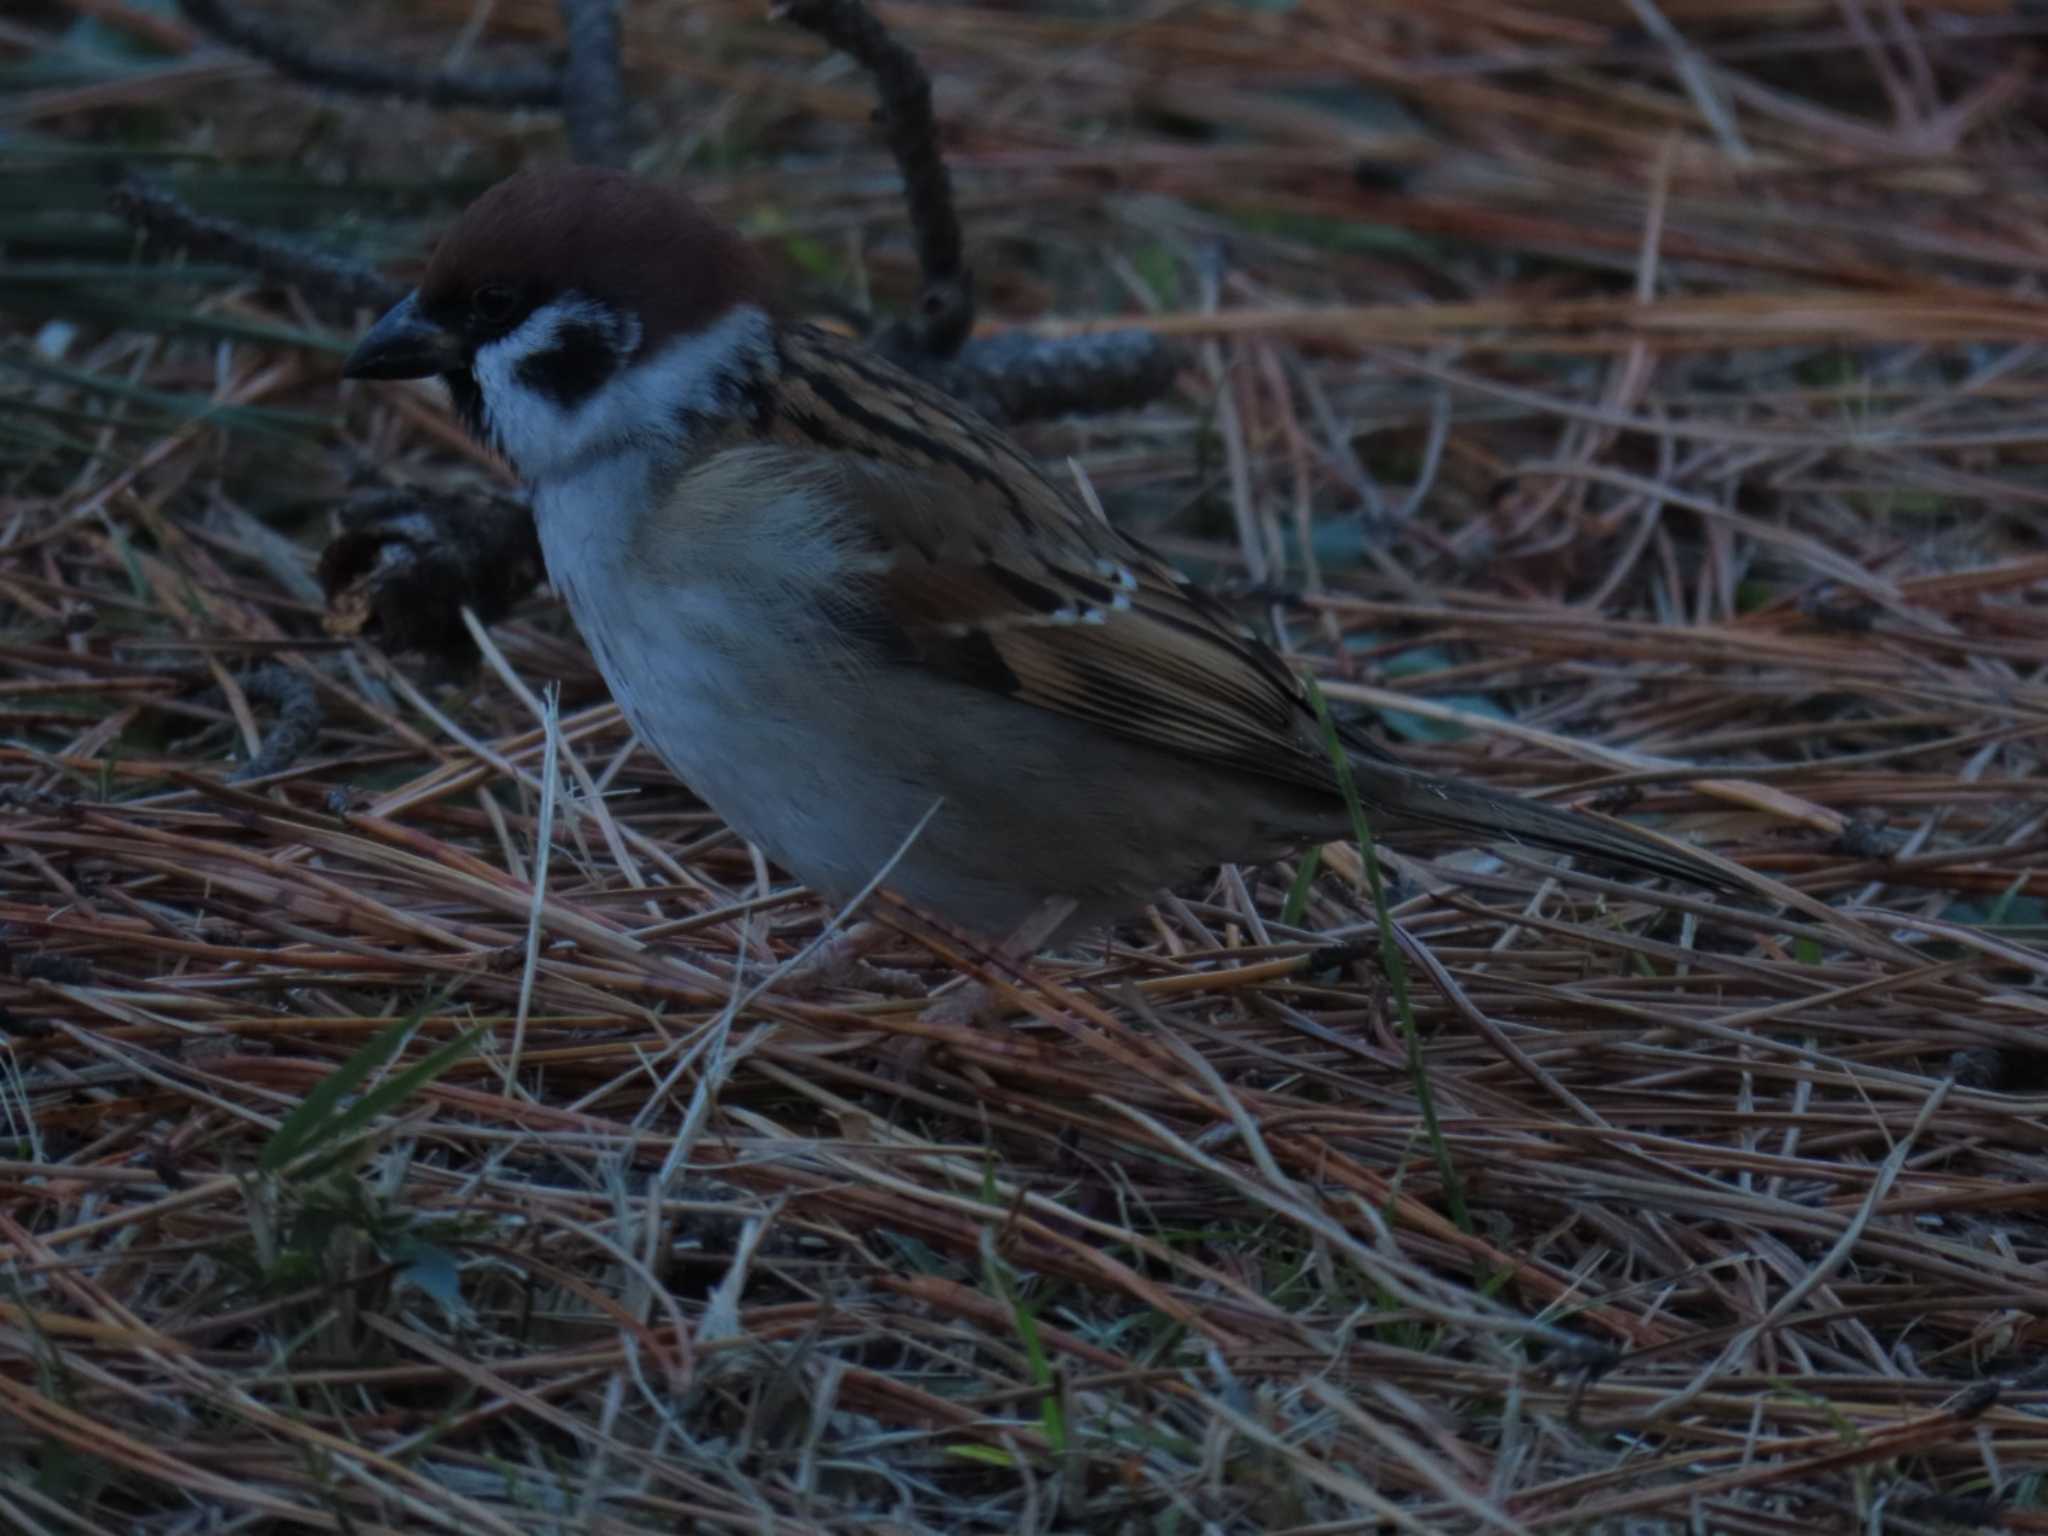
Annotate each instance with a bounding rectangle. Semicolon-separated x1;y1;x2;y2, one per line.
786;470;1337;792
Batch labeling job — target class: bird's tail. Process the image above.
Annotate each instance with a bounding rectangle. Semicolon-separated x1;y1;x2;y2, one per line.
1345;757;1735;891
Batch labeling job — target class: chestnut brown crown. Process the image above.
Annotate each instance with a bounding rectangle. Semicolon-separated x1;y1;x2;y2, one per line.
418;167;765;346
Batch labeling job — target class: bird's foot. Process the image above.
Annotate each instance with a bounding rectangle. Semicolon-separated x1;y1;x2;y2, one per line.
777;921;928;999
914;895;1077;1028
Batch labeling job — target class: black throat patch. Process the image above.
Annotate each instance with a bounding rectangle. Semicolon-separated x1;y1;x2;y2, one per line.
444;370;486;438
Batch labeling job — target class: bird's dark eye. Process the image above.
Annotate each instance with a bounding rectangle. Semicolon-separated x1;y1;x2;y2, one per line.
471;284;519;326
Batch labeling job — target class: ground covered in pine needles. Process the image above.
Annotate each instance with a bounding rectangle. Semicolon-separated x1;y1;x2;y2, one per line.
6;2;2048;1532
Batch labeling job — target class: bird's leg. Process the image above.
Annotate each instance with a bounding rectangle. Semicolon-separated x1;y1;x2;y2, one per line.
777;920;928;999
863;897;1076;1086
918;895;1078;1027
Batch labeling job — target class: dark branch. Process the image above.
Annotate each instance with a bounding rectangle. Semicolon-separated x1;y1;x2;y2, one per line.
558;0;630;168
108;174;403;319
176;0;561;109
776;0;972;358
906;330;1186;426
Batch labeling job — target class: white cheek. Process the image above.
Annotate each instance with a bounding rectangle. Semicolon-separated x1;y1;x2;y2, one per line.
472;302;773;484
472;316;570;468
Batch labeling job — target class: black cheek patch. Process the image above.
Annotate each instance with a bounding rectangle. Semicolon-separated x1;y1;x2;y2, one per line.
515;320;623;409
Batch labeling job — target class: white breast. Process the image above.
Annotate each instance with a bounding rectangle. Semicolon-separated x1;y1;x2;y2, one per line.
531;445;910;898
534;454;768;731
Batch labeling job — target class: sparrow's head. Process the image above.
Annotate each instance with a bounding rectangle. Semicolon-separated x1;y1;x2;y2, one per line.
344;167;772;477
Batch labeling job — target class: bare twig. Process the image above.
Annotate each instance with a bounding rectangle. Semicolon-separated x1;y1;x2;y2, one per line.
108;174;402;319
175;0;561;109
775;0;1185;411
777;0;973;359
558;0;630;169
908;329;1185;424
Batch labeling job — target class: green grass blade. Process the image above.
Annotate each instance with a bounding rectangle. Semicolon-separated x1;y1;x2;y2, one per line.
302;1024;484;1173
1280;846;1321;926
1303;676;1469;1233
259;1008;424;1173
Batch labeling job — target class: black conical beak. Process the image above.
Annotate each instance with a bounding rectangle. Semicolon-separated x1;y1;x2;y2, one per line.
343;292;464;380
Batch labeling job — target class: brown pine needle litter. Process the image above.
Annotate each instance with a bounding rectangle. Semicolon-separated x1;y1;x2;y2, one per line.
6;1;2048;1531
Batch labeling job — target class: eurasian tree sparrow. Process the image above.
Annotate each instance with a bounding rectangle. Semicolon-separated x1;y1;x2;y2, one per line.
345;167;1726;945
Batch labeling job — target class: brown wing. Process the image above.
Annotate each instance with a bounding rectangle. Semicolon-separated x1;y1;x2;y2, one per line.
890;514;1344;793
760;326;1342;794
